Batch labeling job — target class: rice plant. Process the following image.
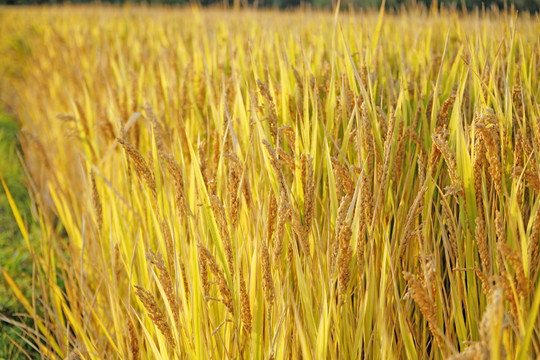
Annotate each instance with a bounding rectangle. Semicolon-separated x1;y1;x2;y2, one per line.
0;5;539;359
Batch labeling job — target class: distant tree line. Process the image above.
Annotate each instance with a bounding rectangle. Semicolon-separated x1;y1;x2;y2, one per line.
0;0;538;13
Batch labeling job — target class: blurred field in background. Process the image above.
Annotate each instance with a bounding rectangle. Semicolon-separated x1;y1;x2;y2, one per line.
0;0;539;14
0;5;539;359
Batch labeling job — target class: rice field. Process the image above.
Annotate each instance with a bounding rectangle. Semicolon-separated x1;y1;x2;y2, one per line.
0;5;539;359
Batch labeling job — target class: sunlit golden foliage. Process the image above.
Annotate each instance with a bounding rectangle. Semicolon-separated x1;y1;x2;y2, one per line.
0;5;539;359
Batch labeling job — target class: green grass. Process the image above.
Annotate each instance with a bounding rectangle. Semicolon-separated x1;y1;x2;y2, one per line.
0;111;39;360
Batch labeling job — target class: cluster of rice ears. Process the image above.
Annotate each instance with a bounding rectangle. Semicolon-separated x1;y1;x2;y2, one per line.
0;5;539;359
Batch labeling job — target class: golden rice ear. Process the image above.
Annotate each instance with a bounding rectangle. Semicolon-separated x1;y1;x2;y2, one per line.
497;242;528;297
301;154;315;235
332;195;351;273
403;271;445;350
475;217;490;276
337;222;352;301
356;169;370;275
134;285;176;349
331;157;354;198
431;127;463;196
392;120;406;182
436;94;456;129
160;220;175;273
273;190;289;262
475;111;503;197
260;239;275;308
90;171;102;231
198;245;210;300
257;80;278;142
398;185;427;261
127;316;140;360
159;152;189;217
197;244;234;315
266;191;277;246
147;251;179;324
210;195;234;278
117;137;157;198
239;268;252;335
528;210;540;284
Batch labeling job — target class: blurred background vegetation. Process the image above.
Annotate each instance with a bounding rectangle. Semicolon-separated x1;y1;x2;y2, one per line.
0;0;538;12
0;111;40;359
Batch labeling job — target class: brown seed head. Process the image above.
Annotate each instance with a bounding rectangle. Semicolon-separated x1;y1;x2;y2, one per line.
274;191;289;262
147;251;179;324
261;240;275;308
134;285;176;349
160;152;189;217
337;222;352;300
331;157;354;198
301;154;315;234
128;316;139;360
263;140;287;194
399;185;427;260
161;221;175;273
403;272;444;349
239;269;252;334
497;242;528;297
118;138;157;198
197;244;234;314
210;195;234;278
436;94;456;129
528;210;540;283
475;217;491;276
90;171;102;231
333;195;351;272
